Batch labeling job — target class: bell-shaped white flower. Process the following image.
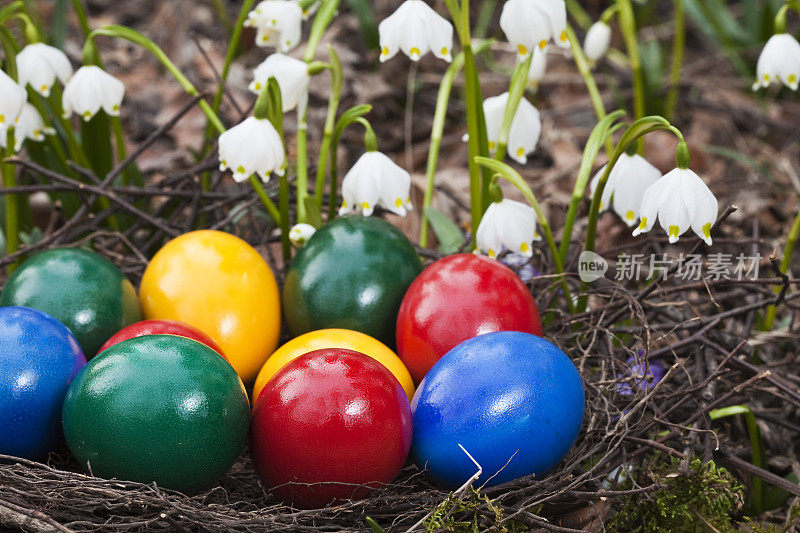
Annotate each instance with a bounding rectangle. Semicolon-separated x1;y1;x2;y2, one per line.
289;223;316;247
476;199;541;258
16;43;73;97
1;103;55;152
753;33;800;91
0;71;26;132
501;0;569;59
379;0;453;63
589;153;661;226
527;46;547;87
339;151;413;217
632;168;718;245
249;53;310;115
219;117;285;183
62;66;125;121
584;21;611;63
483;92;541;165
245;0;303;52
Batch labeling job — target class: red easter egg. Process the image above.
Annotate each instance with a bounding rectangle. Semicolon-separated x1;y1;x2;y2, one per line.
250;348;413;508
98;320;226;360
396;253;542;384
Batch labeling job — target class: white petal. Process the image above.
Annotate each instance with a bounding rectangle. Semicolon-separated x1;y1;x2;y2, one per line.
16;43;73;97
247;1;303;52
677;169;718;245
533;0;568;48
219;116;285;183
476;203;504;258
584;21;611;62
609;154;661;226
0;71;26;130
527;46;547;86
632;173;672;237
507;97;541;164
501;0;551;57
250;53;310;114
62;66;124;120
378;1;452;63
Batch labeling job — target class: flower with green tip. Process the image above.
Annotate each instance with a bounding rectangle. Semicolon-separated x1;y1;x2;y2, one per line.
1;103;55;152
339;152;413;217
61;66;125;121
16;43;73;97
379;0;453;63
245;0;303;52
289;223;316;247
483;92;541;165
476;199;541;258
753;33;800;91
500;0;569;59
0;70;26;132
249;53;310;115
590;153;661;227
218;117;285;183
632;168;718;245
584;21;611;63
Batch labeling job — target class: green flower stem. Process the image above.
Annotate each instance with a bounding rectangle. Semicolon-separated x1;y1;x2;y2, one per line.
49;87;91;168
475;156;573;311
559;110;625;265
295;113;310;224
249;176;281;224
0;2;25;26
3;130;18;271
312;49;343;210
109;116;131;185
494;51;533;163
211;0;232;31
71;0;92;37
564;24;613;155
664;0;684;120
565;0;592;30
579;117;682;312
775;1;800;33
616;0;645;155
764;207;800;330
419;52;465;247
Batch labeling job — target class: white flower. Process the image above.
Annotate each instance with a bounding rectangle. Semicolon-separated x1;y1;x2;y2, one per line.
476;199;541;258
753;33;800;91
294;0;320;18
1;103;55;152
589;153;661;226
289;223;316;247
339;152;413;217
500;0;569;59
62;66;125;121
249;53;310;115
219;117;285;183
632;168;718;245
379;0;453;63
245;0;303;52
16;43;73;97
0;70;26;132
483;92;541;165
584;21;611;63
527;47;548;87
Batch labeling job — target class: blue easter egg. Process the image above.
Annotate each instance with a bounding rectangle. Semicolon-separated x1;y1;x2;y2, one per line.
0;306;86;459
411;331;584;488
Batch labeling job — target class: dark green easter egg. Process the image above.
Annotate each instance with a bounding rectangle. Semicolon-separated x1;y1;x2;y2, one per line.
0;248;142;357
62;335;250;493
283;216;423;346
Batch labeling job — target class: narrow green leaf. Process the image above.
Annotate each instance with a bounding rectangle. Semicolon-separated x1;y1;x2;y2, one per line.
304;197;323;229
344;0;379;50
426;207;466;255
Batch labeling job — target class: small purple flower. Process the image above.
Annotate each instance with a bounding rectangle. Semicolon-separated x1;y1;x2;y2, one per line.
500;252;540;282
616;352;665;395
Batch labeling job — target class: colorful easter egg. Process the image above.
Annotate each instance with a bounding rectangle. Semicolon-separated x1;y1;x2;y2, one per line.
396;253;542;384
138;230;280;383
252;328;414;405
250;348;413;508
98;319;226;359
62;335;250;493
0;248;142;357
0;307;86;459
283;216;422;347
412;332;584;488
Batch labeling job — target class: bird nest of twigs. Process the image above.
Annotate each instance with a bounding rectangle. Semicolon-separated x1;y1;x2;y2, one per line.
2;99;800;533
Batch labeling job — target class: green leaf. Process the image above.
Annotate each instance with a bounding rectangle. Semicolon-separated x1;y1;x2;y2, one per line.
365;517;386;533
82;111;114;178
303;197;323;229
426;207;465;255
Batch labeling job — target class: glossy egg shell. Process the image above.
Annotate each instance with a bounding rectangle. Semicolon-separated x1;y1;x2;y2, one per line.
98;319;226;359
0;307;86;459
282;216;422;347
396;253;542;384
139;230;281;383
250;348;413;508
62;335;250;493
412;331;584;489
252;328;414;406
0;248;142;357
